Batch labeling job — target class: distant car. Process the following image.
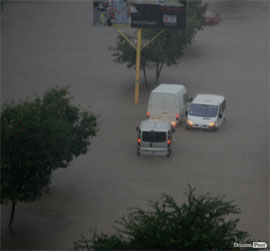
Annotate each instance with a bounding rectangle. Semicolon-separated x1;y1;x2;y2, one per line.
205;11;221;25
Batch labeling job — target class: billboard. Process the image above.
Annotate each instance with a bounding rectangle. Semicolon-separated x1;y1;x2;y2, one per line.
131;1;186;29
93;0;186;29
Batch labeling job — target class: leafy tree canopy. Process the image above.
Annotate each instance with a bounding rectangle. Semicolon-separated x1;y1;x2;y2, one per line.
72;186;251;250
1;87;98;227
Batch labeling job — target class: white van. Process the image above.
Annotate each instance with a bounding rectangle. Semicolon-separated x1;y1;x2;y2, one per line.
136;120;172;157
186;94;226;130
147;84;189;129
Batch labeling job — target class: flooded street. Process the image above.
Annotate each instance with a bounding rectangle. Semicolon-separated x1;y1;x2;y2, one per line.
1;0;269;250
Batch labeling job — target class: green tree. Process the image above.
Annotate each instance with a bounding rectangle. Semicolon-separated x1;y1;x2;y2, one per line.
111;0;207;88
72;187;251;250
1;87;98;228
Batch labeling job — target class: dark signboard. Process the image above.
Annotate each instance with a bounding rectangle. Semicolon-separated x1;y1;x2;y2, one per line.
93;0;186;29
131;0;186;29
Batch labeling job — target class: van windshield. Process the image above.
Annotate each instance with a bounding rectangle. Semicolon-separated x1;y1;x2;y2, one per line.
189;104;218;117
142;131;166;142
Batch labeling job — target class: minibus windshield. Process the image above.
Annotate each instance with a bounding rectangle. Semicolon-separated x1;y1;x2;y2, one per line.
189;104;218;117
142;131;166;142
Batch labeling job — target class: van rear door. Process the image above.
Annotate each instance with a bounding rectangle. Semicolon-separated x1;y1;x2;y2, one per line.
163;94;177;120
141;131;167;150
148;93;163;118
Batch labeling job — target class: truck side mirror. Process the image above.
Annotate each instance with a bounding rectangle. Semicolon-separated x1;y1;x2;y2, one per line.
218;114;223;119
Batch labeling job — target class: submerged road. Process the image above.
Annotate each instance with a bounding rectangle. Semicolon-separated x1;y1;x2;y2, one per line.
1;0;269;249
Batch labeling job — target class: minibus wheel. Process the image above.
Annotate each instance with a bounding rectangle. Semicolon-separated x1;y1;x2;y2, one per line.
209;127;218;132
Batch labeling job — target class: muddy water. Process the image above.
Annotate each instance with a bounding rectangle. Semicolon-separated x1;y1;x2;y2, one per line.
1;0;269;250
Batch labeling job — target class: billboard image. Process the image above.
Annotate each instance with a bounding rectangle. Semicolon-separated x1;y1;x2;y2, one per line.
93;0;133;27
93;0;186;29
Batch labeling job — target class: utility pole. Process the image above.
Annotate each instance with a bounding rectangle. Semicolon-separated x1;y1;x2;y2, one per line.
134;28;142;104
117;28;162;104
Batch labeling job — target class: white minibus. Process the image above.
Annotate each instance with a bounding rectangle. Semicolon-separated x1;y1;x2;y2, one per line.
186;94;226;130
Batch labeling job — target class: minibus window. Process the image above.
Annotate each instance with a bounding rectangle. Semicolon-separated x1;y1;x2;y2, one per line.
189;104;218;117
142;131;167;142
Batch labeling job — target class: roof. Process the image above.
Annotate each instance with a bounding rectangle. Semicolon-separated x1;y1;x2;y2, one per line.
151;84;186;94
139;120;171;131
192;94;225;105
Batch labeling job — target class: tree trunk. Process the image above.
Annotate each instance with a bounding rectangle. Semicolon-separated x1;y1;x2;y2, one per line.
9;201;16;229
155;62;164;84
142;66;148;91
155;63;159;84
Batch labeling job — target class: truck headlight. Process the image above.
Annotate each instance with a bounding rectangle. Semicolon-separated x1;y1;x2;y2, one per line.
208;121;215;127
